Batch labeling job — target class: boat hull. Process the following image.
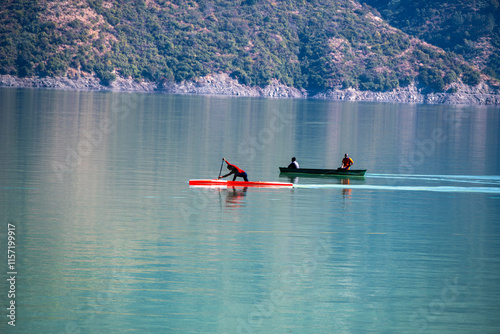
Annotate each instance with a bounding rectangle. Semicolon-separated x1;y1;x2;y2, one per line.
189;179;293;187
279;167;367;176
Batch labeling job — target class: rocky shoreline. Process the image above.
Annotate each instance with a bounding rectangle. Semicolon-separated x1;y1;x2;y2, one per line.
1;73;499;105
314;82;500;105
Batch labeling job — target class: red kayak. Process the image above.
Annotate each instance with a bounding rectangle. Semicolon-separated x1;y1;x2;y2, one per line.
189;179;293;187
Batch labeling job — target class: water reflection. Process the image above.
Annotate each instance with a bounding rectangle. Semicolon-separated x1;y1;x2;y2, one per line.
282;175;299;184
2;88;500;333
224;187;248;208
280;173;365;182
341;178;352;196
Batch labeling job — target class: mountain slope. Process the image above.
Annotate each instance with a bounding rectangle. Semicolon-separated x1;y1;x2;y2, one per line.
362;0;500;81
0;0;496;94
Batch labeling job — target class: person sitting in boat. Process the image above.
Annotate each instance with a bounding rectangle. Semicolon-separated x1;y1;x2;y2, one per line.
219;158;249;182
340;154;354;170
287;157;299;169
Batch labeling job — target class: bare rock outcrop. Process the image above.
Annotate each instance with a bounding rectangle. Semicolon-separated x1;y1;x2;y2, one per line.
160;73;306;98
1;73;498;105
312;82;500;105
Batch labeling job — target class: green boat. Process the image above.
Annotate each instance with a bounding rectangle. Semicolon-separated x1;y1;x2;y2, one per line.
279;167;367;176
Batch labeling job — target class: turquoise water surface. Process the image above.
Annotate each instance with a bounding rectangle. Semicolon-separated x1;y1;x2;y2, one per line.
1;88;500;333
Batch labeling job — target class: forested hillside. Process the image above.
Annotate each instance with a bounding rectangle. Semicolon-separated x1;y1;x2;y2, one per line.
0;0;496;93
362;0;500;81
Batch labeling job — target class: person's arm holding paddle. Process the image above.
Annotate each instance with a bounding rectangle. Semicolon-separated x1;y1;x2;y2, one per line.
219;158;236;179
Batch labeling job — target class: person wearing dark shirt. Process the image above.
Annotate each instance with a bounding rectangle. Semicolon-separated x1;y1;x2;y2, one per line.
287;157;299;169
219;158;249;181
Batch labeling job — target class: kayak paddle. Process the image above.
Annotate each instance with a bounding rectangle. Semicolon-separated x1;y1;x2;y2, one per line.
218;158;224;179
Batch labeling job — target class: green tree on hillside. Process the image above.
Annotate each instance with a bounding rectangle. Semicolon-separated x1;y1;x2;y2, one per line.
0;0;490;92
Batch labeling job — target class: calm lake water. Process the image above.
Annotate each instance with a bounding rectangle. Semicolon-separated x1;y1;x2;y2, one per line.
1;88;500;333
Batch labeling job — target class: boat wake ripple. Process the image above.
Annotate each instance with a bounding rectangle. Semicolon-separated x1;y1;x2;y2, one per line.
294;184;500;194
366;173;500;186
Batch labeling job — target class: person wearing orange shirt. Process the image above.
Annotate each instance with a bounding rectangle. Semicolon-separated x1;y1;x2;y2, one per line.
340;154;354;170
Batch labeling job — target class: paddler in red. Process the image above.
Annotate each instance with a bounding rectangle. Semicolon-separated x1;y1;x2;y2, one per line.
219;158;249;182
